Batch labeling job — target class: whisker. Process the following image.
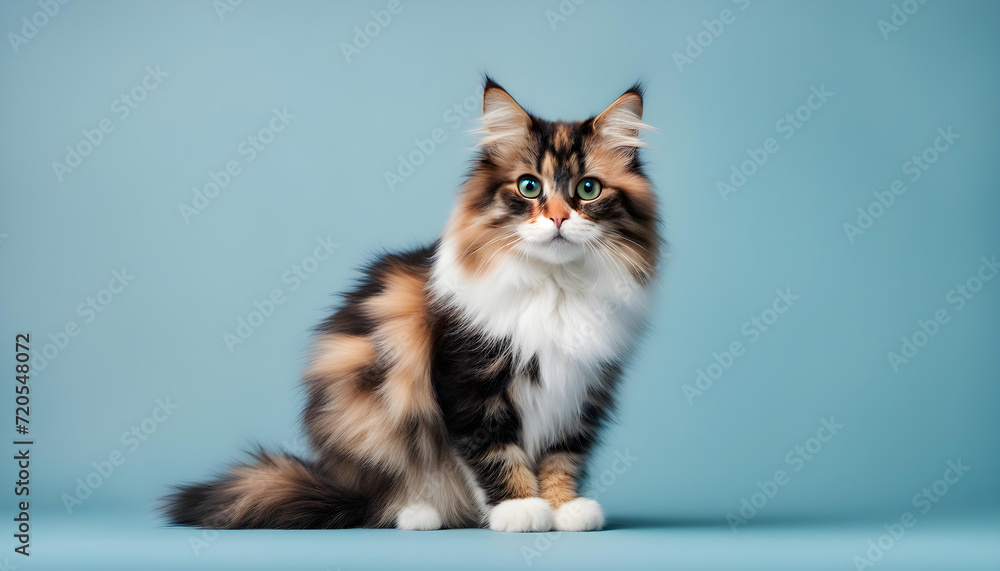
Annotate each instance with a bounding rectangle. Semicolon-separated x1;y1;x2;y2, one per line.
474;235;520;276
599;238;653;282
465;231;517;258
610;231;652;255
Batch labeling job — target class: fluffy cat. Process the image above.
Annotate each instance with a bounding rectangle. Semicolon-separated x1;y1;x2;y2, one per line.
164;77;661;532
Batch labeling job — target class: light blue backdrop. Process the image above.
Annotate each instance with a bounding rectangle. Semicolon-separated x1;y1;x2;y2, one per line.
1;0;998;569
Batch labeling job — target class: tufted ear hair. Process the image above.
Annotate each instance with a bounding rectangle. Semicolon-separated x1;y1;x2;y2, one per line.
593;84;652;153
476;76;532;151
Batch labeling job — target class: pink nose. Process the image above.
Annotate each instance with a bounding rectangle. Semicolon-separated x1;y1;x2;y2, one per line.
549;217;567;229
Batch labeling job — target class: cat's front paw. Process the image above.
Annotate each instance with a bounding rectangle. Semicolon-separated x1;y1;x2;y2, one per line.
552;497;604;531
488;498;553;532
396;503;443;531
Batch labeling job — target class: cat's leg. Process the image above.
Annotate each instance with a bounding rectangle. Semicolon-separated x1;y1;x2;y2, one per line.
539;451;604;531
393;463;480;530
458;441;553;532
538;453;604;531
534;381;614;532
435;331;556;531
480;444;553;533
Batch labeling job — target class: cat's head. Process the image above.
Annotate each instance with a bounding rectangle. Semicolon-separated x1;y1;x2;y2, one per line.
443;77;660;285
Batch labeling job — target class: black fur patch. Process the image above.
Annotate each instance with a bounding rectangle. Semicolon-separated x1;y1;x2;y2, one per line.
316;244;436;337
431;309;532;504
580;190;626;219
500;192;532;218
357;359;390;392
523;354;541;386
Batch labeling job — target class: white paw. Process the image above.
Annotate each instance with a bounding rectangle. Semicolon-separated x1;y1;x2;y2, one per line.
488;498;554;532
552;497;604;531
396;503;442;531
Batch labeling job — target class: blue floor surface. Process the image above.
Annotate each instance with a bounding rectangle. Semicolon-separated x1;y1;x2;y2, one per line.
14;510;1000;570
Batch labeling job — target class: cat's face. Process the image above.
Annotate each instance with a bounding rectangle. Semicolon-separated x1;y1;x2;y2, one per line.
445;79;660;284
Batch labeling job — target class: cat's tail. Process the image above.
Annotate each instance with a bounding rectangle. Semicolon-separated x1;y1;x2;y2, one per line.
161;447;383;529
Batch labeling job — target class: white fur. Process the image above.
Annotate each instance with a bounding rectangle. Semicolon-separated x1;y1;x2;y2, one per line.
488;498;554;532
552;497;604;531
396;503;443;531
432;217;648;458
476;88;530;151
595;93;652;151
455;458;489;514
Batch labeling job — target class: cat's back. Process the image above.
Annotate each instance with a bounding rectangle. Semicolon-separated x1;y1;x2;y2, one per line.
304;242;447;473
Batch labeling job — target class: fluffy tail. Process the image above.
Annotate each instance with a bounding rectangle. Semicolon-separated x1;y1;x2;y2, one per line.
162;448;382;529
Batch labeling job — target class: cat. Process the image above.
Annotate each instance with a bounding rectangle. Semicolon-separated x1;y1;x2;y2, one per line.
163;76;661;533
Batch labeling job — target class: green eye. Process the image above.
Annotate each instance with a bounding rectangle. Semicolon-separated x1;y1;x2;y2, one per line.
576;178;602;200
518;175;542;198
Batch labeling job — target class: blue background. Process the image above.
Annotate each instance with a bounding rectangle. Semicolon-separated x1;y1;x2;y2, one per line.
1;0;998;569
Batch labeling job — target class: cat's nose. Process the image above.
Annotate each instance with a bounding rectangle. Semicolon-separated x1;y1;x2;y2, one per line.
549;216;567;229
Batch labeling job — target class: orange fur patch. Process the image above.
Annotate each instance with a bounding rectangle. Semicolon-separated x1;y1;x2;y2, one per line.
306;334;407;471
539;453;580;507
507;462;539;499
447;208;521;277
363;264;436;422
485;444;538;499
552;123;572;151
220;455;316;524
306;334;374;381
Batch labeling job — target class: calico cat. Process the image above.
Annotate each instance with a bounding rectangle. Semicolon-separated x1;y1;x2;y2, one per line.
164;77;661;532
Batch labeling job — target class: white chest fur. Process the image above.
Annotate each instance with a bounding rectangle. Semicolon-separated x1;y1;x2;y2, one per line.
431;239;649;458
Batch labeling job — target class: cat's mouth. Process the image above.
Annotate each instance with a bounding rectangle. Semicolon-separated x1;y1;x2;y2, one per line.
519;232;584;264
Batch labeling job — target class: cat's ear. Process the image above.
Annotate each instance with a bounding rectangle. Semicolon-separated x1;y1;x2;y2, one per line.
593;84;651;152
477;76;531;149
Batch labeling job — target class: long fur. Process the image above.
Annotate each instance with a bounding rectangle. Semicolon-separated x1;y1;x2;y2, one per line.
163;76;661;532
